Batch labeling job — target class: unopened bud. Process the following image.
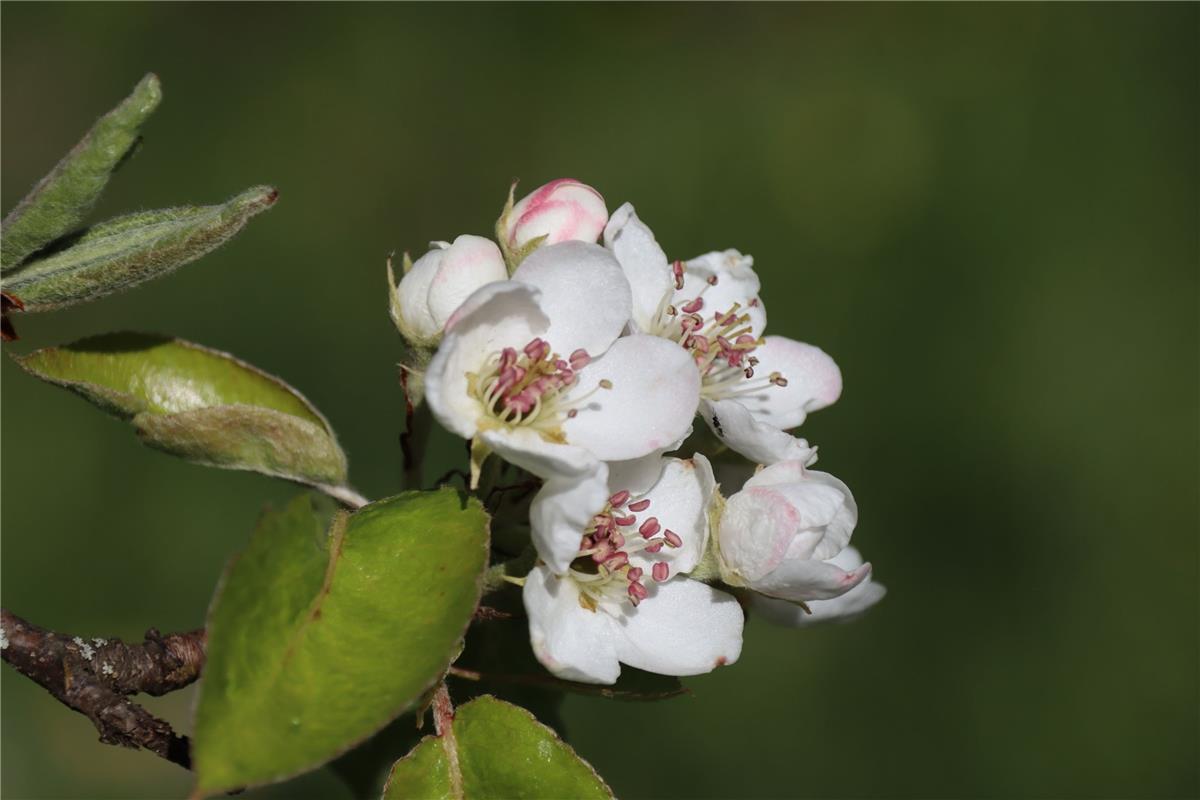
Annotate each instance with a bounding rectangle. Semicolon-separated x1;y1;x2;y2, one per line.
391;234;506;346
504;179;608;250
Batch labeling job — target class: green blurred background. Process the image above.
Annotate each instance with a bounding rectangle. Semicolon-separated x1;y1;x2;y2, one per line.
2;3;1197;798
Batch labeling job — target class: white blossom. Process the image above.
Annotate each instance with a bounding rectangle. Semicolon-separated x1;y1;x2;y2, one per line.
604;204;842;464
425;240;701;496
715;460;871;603
523;454;743;684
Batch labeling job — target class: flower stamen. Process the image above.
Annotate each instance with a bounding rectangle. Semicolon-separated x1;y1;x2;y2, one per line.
646;259;790;403
469;338;613;438
568;489;680;612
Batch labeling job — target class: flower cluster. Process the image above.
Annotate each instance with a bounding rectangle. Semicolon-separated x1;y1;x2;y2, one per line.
394;179;885;685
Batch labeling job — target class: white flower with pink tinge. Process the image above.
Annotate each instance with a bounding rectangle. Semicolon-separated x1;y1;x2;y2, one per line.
425;240;702;541
750;547;886;627
715;459;872;604
523;454;744;684
501;179;609;253
603;203;842;465
390;235;508;347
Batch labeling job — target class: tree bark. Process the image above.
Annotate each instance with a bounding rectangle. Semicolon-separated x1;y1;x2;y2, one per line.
1;608;205;770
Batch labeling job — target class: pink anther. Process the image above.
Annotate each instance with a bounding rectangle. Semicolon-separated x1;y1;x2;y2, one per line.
608;490;631;508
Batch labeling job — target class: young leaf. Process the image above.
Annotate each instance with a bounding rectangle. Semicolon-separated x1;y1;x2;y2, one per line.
1;73;161;271
192;490;490;797
1;187;277;311
13;332;347;486
382;695;612;800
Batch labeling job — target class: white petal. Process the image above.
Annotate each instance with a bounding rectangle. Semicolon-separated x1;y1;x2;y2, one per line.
759;469;857;561
734;336;842;430
523;567;621;684
479;426;596;480
627;455;715;575
753;548;887;626
563;335;700;461
680;249;767;337
684;249;760;295
605;452;671;496
612;578;743;676
719;468;856;585
603;203;674;333
426;235;508;328
425;282;548;439
528;461;610;574
701;398;818;465
717;485;798;583
396;246;444;340
741;458;808;490
751;555;872;602
511;241;631;358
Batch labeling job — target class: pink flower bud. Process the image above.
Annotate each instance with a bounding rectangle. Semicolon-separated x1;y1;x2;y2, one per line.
505;179;608;250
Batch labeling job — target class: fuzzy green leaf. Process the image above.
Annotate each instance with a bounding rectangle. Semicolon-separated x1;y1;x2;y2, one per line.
192;491;490;797
1;74;161;271
383;696;612;800
13;332;347;485
1;186;277;311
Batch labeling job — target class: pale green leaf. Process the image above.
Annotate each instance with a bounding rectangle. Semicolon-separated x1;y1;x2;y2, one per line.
383;695;612;800
1;73;161;271
1;187;277;311
192;490;490;797
13;333;346;485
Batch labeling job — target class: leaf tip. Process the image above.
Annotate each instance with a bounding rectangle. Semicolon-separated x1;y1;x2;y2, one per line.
130;72;163;117
233;186;280;216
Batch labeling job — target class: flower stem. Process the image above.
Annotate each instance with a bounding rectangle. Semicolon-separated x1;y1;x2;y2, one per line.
315;483;369;510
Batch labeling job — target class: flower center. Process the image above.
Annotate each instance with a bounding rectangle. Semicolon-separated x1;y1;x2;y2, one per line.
648;260;788;403
570;489;681;612
468;337;606;437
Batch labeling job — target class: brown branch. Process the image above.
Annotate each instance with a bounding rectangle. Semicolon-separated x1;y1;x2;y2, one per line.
2;290;25;342
0;608;205;770
399;366;418;486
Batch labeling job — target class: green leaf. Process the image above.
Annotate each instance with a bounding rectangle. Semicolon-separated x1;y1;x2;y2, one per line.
13;332;347;486
1;73;161;271
192;490;490;797
1;186;277;311
383;696;612;800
